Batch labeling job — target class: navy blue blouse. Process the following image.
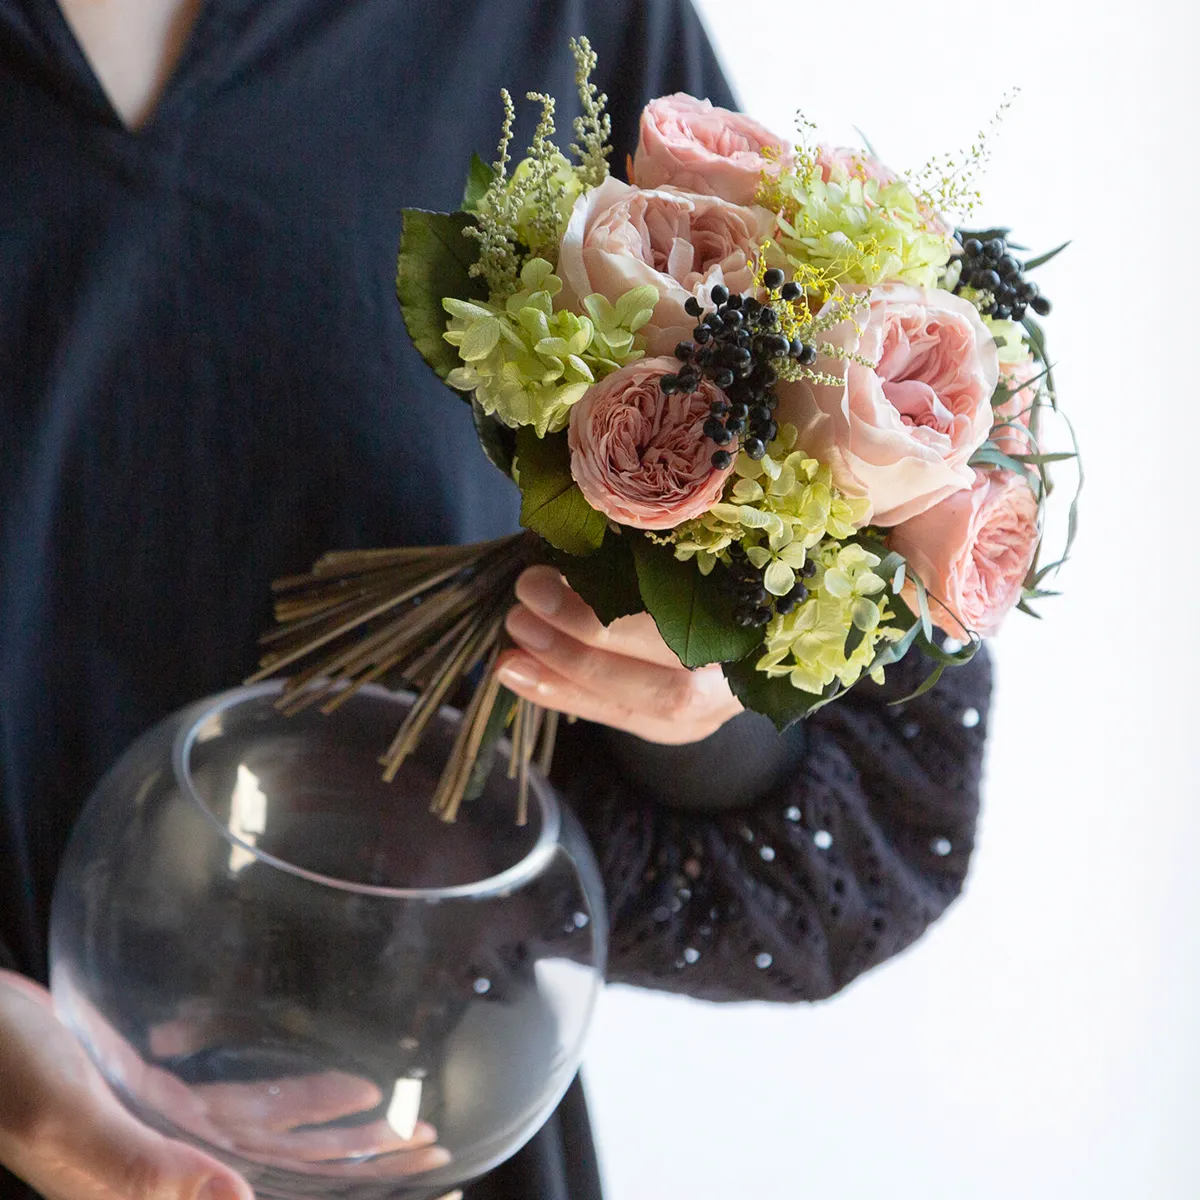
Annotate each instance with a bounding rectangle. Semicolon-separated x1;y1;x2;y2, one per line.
1;3;992;1195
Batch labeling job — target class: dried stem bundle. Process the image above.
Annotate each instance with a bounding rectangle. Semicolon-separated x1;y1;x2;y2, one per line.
248;531;557;821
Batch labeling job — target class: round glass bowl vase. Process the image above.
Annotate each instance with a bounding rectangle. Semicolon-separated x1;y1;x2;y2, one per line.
50;682;607;1200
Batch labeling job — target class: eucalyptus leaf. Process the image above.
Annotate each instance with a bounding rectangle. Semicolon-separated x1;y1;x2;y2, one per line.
876;550;906;593
912;572;934;644
970;444;1032;476
1023;240;1071;271
1012;451;1076;465
722;657;841;731
889;662;945;706
1021;315;1058;411
396;209;487;383
513;428;607;557
916;630;981;667
866;611;921;676
853;126;880;159
632;538;763;669
462;154;496;213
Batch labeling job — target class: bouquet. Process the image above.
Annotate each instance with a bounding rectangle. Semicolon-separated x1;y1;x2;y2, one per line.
252;39;1078;820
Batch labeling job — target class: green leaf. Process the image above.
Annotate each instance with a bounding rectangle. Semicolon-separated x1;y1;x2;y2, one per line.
970;443;1032;476
916;630;981;667
1021;315;1058;412
866;609;922;677
472;398;516;478
464;684;518;802
552;536;645;626
1012;451;1076;465
876;550;906;593
396;209;488;383
853;126;880;159
889;662;945;705
462;154;496;213
631;538;763;669
912;572;934;644
513;428;607;557
1017;599;1044;619
721;657;842;731
1023;240;1071;271
843;623;868;660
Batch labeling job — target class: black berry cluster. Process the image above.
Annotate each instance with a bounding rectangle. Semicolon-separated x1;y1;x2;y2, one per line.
727;542;818;627
661;269;818;471
953;232;1051;322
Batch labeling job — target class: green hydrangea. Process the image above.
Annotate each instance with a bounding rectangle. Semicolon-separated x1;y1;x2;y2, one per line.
755;542;905;694
444;259;656;436
478;152;586;259
670;424;871;589
765;168;953;290
984;312;1032;367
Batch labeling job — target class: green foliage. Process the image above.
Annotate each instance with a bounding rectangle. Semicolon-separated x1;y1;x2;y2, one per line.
464;684;518;802
631;538;763;669
513;428;606;557
553;536;644;626
472;397;516;477
1023;240;1071;271
396;210;488;383
721;658;841;731
462;154;496;212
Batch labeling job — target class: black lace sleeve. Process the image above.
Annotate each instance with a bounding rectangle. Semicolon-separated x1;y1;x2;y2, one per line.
552;649;992;1002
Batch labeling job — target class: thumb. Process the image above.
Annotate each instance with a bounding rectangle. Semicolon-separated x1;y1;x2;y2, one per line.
0;973;253;1200
48;1095;254;1200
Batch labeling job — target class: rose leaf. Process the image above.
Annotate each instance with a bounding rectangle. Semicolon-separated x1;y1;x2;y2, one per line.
721;658;842;731
631;538;762;669
396;209;488;384
551;536;645;626
514;429;607;557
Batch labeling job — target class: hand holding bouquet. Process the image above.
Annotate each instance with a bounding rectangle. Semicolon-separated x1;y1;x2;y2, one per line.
254;40;1076;818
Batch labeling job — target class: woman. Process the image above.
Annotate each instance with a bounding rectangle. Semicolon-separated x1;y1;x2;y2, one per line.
0;1;992;1197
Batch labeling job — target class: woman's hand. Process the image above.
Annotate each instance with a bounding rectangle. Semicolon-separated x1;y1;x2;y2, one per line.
498;566;742;745
0;971;449;1200
0;971;253;1200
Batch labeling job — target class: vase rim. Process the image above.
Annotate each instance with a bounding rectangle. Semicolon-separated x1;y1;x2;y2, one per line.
171;680;561;900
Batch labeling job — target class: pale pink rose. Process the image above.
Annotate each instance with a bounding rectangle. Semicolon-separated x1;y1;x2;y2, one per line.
776;284;999;526
992;353;1041;459
816;145;899;187
558;177;775;357
888;468;1040;637
816;145;950;233
631;93;789;206
567;357;733;531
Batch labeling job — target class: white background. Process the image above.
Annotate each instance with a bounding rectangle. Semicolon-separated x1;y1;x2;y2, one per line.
584;2;1200;1196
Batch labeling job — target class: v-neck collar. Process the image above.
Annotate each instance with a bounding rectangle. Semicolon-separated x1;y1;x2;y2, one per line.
32;0;219;135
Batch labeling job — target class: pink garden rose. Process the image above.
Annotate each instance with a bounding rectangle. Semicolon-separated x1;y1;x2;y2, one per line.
631;93;789;206
776;284;999;526
888;467;1040;637
567;357;733;530
992;353;1041;459
558;176;775;357
816;145;898;187
816;145;950;233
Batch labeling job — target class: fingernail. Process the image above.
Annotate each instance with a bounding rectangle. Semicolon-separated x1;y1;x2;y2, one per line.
200;1176;250;1200
498;661;541;691
507;606;555;651
692;665;732;699
519;568;565;616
